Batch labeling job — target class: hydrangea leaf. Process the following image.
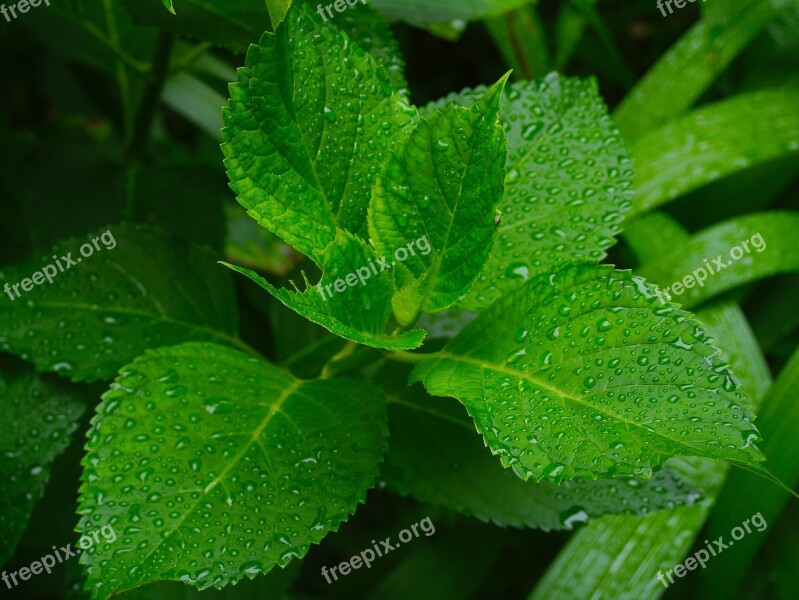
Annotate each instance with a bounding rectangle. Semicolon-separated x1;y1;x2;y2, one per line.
0;224;240;383
224;231;426;350
369;76;509;325
411;262;765;483
324;1;408;96
222;2;416;262
77;342;388;598
426;75;634;311
381;367;701;531
0;363;85;565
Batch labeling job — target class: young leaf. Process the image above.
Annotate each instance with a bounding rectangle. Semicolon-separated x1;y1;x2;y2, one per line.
427;75;634;311
0;224;241;382
0;362;85;565
265;0;291;28
224;230;426;350
369;76;509;325
412;262;765;483
382;368;701;531
222;2;415;262
77;342;388;597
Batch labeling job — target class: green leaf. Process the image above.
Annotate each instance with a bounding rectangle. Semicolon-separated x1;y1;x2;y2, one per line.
630;89;799;217
369;77;509;325
382;367;701;531
224;230;426;350
0;224;241;382
222;2;415;262
0;362;85;565
637;211;799;308
614;0;787;140
324;1;409;96
529;215;774;600
122;0;270;53
162;0;176;14
428;75;633;311
77;342;388;597
529;302;774;600
265;0;291;28
412;262;765;483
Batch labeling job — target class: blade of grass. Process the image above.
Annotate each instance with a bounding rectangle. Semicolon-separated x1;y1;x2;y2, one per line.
614;0;788;140
695;345;799;599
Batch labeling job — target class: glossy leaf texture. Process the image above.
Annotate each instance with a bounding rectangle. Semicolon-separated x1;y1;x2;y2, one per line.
412;262;765;483
222;2;415;262
528;302;773;600
426;75;633;311
0;362;85;564
311;0;409;96
381;366;701;531
223;231;426;350
77;342;388;598
0;224;240;382
528;214;774;600
369;77;508;325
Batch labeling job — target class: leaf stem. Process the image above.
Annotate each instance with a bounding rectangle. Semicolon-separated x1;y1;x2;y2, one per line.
320;341;359;379
385;349;439;364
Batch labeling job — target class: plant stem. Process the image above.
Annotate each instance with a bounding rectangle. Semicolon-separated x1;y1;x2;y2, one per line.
126;31;174;162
